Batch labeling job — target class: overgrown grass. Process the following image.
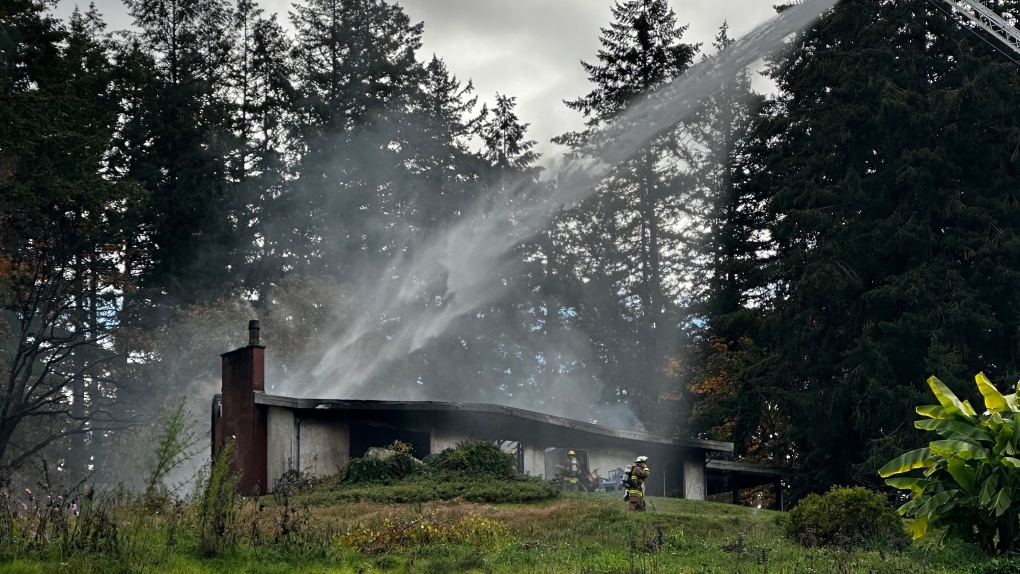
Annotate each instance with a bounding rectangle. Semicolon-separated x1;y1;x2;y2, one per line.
0;489;1009;573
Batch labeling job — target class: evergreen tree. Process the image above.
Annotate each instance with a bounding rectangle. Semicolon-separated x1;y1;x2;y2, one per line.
479;94;540;174
745;0;1020;484
671;23;774;448
552;0;699;429
399;55;485;234
227;0;296;297
0;0;142;472
112;0;239;307
288;0;425;276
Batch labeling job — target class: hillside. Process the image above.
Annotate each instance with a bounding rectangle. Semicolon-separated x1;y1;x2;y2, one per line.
0;493;1001;574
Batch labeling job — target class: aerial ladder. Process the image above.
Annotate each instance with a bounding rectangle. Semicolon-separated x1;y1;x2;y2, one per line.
941;0;1020;57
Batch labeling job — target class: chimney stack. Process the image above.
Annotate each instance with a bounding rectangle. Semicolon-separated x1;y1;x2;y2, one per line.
214;321;268;495
248;319;260;346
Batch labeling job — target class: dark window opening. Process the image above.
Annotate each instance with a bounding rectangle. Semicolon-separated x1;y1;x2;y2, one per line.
496;440;524;473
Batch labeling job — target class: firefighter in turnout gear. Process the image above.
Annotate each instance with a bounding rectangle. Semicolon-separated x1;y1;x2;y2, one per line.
624;456;650;511
564;450;581;492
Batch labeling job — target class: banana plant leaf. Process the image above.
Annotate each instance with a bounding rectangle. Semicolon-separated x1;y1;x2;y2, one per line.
977;372;1009;413
879;447;935;477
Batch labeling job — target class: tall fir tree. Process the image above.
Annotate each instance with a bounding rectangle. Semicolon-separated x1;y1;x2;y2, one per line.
111;0;239;308
227;0;296;298
288;0;425;277
743;0;1020;484
552;0;699;429
671;23;774;449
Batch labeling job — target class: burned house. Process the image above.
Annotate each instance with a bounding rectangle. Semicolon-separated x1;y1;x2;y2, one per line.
212;322;734;498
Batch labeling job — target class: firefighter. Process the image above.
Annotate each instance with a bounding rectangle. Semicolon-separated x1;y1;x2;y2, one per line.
564;450;581;492
624;456;650;511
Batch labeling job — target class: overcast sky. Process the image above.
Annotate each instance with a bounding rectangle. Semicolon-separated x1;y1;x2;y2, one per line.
51;0;781;159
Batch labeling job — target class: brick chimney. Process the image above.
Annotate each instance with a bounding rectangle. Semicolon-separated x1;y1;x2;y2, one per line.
215;320;268;495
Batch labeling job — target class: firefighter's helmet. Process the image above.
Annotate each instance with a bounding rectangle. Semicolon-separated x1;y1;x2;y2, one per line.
635;455;649;463
568;450;575;455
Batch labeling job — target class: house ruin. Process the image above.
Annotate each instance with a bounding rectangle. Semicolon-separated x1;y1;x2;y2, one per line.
212;321;735;498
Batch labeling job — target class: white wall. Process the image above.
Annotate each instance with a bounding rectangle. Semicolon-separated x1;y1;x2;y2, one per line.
299;420;350;479
430;431;471;453
683;457;707;501
587;447;635;483
522;444;545;477
266;407;296;489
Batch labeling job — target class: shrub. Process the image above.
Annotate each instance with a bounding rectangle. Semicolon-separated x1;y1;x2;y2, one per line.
423;441;515;479
343;458;393;484
881;373;1020;554
782;486;908;550
301;475;558;505
343;454;420;484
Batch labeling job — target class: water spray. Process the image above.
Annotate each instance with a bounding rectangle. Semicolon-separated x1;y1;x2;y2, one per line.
295;0;842;421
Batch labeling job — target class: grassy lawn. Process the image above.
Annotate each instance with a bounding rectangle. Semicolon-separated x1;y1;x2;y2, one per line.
0;491;1006;574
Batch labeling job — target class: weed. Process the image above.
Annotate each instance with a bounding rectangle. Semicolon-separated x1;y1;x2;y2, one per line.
195;441;240;556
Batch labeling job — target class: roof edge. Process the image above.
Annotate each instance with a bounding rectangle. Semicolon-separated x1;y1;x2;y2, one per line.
254;392;734;453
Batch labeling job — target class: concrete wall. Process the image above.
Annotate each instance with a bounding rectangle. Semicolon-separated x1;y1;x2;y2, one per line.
522;444;545;477
299;419;350;479
266;407;296;488
267;411;351;488
430;430;471;454
587;446;634;485
683;451;707;501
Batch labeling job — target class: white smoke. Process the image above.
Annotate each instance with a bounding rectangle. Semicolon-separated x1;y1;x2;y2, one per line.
282;0;840;428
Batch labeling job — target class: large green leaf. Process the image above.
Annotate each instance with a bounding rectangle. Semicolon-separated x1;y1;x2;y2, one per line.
928;376;976;421
977;372;1009;413
879;447;935;477
929;440;990;462
917;405;947;419
993;426;1015;457
886;477;932;495
991;488;1012;517
908;515;929;540
916;489;958;518
1006;393;1020;412
915;419;991;443
980;476;999;507
946;458;977;492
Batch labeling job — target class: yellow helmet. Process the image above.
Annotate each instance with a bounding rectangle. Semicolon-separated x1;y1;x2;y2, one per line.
568;450;575;455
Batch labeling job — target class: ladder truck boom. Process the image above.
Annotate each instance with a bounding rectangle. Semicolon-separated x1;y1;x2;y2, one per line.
943;0;1020;56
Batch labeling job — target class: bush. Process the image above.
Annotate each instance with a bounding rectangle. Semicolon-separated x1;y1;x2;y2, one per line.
423;442;515;479
782;486;908;550
302;474;558;505
343;454;421;484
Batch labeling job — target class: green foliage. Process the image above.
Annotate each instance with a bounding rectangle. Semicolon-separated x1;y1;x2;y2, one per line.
331;442;547;503
973;558;1020;574
303;475;558;505
144;399;202;506
422;441;515;479
735;0;1020;486
782;486;908;550
196;442;240;557
882;374;1020;554
385;440;413;455
343;453;421;484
